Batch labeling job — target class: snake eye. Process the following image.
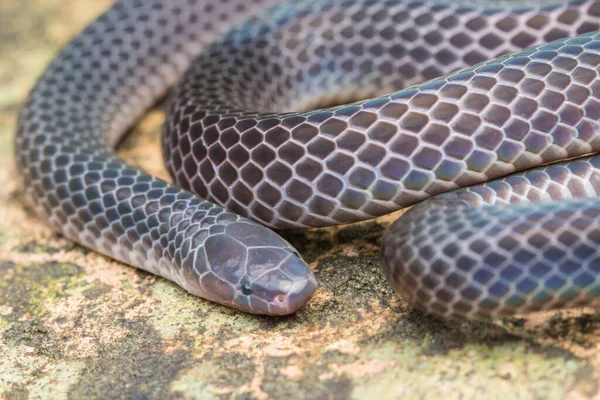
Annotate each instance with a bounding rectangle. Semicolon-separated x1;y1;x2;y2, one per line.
241;284;252;295
239;276;253;295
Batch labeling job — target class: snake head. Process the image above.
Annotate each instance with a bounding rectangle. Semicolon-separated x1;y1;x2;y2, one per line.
178;218;317;316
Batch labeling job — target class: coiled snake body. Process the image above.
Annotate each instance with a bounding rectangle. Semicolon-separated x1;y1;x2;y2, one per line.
15;0;600;319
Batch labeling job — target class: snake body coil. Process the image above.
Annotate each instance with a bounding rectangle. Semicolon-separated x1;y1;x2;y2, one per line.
16;0;600;318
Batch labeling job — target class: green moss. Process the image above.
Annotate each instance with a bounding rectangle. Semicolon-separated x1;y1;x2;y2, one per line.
67;318;191;400
148;279;265;339
316;254;394;307
0;261;82;320
345;337;585;400
262;357;354;400
14;240;62;254
4;385;29;400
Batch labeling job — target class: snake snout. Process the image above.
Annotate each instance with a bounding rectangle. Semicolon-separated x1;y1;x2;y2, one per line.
245;253;318;315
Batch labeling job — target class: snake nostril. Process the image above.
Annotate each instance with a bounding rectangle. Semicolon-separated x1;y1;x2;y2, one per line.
274;294;286;304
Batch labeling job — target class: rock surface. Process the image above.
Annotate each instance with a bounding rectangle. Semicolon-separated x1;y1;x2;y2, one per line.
1;1;600;399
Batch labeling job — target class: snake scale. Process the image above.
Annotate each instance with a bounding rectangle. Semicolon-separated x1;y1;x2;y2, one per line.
15;0;600;319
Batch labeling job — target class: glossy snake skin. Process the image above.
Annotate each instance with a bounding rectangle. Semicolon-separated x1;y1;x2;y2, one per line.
15;0;600;319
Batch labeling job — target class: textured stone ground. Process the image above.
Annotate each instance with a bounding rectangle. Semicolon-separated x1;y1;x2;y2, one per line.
2;1;600;399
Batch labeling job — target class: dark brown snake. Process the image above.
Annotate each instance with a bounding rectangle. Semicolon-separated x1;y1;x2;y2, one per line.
15;0;600;319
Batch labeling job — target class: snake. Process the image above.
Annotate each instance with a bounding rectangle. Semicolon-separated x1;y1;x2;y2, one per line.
15;0;600;319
